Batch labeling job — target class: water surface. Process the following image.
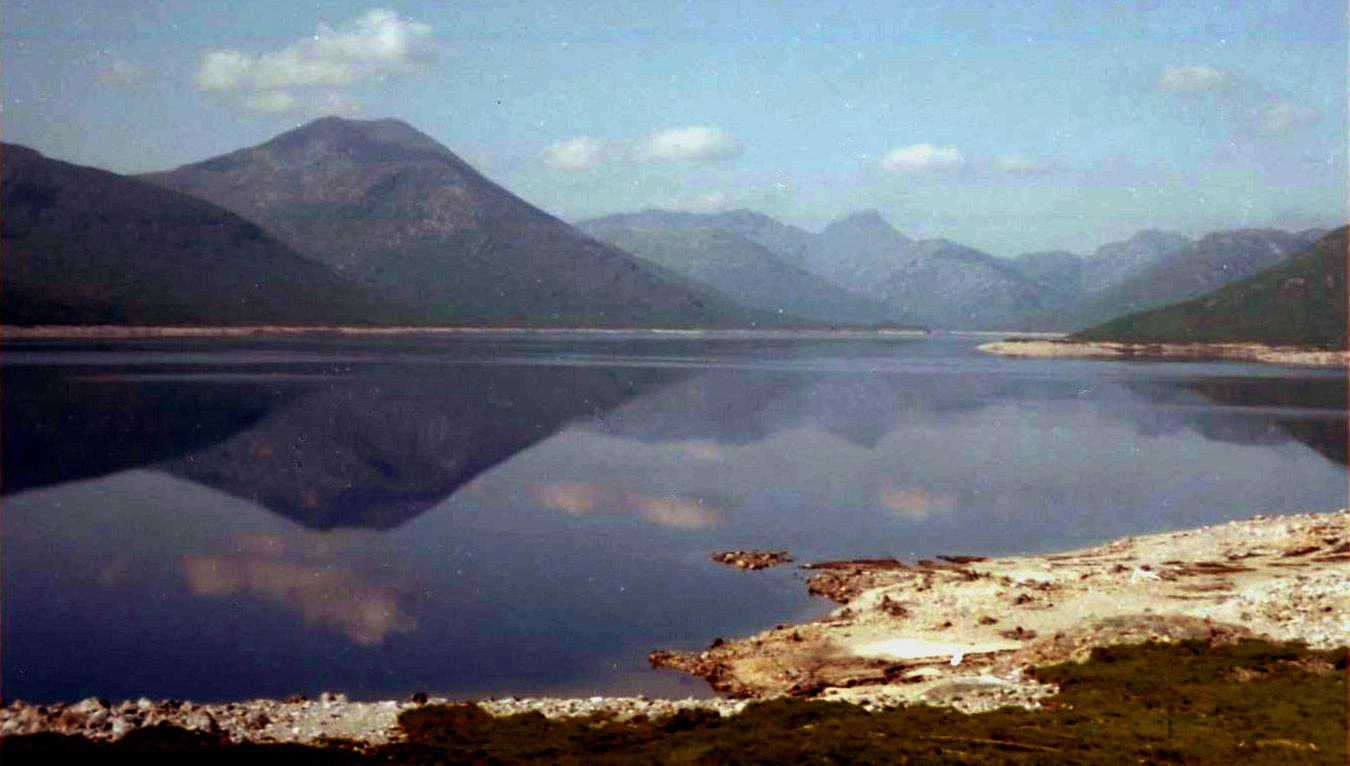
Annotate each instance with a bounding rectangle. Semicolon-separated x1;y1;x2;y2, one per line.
3;334;1344;702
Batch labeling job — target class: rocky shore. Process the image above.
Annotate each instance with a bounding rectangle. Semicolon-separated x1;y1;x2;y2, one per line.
0;693;751;746
650;508;1349;711
5;509;1346;746
978;339;1349;367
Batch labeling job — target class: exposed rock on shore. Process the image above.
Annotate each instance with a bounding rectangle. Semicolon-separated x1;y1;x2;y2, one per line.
709;549;793;570
651;509;1349;711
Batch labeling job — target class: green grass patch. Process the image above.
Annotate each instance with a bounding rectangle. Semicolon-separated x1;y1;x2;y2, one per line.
5;640;1346;764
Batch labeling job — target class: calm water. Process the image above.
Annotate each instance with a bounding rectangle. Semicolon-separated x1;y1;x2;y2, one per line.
3;333;1345;703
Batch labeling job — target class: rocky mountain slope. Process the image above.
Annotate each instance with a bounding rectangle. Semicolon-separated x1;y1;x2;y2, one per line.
1;144;405;326
142;118;766;327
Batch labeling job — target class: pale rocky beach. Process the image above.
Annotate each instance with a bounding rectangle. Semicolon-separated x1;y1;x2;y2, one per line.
4;508;1346;746
651;508;1349;710
979;339;1349;368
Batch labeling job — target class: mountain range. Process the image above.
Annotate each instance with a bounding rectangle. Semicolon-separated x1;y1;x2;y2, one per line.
582;207;1328;332
1073;227;1347;349
577;217;909;325
1;116;1338;335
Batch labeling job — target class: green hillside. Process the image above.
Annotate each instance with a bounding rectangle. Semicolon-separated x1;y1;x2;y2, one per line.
1072;227;1347;349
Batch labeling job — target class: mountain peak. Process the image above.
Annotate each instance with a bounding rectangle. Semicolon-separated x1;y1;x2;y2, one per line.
261;116;455;166
822;210;912;244
818;210;911;251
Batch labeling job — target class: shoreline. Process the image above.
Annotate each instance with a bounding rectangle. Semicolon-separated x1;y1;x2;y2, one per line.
0;325;928;341
978;338;1349;367
649;508;1348;708
4;509;1345;745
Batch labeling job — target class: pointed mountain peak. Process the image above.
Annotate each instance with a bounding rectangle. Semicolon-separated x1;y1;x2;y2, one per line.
248;115;458;169
823;210;911;241
818;210;913;255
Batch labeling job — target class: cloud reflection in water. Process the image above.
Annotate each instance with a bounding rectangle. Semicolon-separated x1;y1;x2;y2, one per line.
530;481;724;529
181;539;417;646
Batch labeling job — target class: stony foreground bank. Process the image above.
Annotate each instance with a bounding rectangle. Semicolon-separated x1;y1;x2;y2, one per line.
3;509;1346;747
651;508;1349;710
0;694;750;746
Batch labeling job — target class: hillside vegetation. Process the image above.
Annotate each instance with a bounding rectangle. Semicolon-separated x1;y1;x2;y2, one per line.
1072;227;1347;349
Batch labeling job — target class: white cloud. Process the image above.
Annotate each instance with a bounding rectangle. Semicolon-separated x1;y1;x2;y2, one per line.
637;126;742;163
542;127;743;171
95;57;141;86
1255;102;1319;136
991;154;1047;173
244;90;297;113
194;9;433;113
543;136;607;172
1158;64;1320;138
1158;64;1230;93
195;50;254;90
880;144;965;173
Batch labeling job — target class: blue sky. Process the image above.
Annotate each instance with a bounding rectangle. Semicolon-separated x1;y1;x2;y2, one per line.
3;1;1345;254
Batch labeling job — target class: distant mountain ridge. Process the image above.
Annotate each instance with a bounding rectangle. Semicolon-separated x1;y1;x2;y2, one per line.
1073;226;1347;349
1048;228;1326;330
582;207;1328;331
577;219;912;325
1081;230;1192;293
588;208;1058;329
584;209;819;269
1;143;406;327
142;117;770;327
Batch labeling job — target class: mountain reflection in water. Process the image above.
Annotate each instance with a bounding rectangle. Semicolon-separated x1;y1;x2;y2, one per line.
3;338;1344;537
2;336;1345;704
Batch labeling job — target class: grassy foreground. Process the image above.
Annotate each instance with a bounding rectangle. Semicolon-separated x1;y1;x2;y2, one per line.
5;640;1345;765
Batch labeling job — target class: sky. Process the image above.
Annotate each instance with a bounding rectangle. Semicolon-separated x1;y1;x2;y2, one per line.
3;0;1346;255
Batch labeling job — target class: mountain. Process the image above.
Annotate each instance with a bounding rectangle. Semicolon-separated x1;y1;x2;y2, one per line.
583;209;818;268
867;239;1057;329
1060;228;1325;331
791;212;1060;329
798;213;1054;329
1080;230;1191;293
576;220;909;325
1010;250;1085;297
142;117;765;327
1072;226;1347;349
1;143;407;326
793;211;915;293
589;208;1057;329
